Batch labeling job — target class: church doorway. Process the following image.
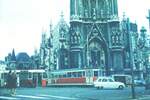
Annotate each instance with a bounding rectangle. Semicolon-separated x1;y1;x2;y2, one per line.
88;40;105;69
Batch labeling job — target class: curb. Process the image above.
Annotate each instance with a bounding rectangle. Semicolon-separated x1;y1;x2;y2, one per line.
46;84;93;88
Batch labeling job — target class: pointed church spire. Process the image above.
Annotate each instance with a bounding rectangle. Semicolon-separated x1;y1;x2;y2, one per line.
60;11;64;19
49;20;53;38
146;9;150;32
122;12;126;21
11;48;16;61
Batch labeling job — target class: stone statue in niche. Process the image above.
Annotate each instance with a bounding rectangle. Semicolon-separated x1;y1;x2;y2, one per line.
85;9;88;18
92;8;96;20
125;52;130;68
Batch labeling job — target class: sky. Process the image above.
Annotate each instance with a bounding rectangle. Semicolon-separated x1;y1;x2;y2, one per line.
0;0;150;60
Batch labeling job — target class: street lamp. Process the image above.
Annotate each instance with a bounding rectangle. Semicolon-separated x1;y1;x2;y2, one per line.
127;18;136;99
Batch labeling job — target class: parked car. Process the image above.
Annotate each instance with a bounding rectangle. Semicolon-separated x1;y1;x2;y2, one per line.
134;79;146;86
93;77;125;89
145;75;150;89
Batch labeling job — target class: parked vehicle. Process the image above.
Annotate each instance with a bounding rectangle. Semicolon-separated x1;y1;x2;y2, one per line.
93;77;125;89
111;74;132;85
134;79;145;86
145;75;150;89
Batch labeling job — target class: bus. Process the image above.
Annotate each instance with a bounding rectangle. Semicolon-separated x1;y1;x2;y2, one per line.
47;68;104;85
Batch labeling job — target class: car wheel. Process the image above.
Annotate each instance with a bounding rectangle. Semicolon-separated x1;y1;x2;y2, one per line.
118;85;124;90
96;86;103;89
100;86;104;89
97;87;100;89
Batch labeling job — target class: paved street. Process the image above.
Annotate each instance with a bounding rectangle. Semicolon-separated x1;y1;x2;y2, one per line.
0;86;150;100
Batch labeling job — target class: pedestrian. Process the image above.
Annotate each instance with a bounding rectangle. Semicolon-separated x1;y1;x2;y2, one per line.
6;70;17;96
11;71;17;95
6;70;13;95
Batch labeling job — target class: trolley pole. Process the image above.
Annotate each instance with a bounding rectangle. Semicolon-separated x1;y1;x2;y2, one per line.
127;18;136;99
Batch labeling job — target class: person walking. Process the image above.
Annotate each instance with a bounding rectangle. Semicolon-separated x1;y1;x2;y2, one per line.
6;70;17;96
11;71;17;95
6;70;13;95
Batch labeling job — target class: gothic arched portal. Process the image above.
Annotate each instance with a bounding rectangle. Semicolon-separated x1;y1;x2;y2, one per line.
88;38;105;69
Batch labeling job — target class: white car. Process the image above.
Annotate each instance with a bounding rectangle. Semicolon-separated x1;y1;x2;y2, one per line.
93;77;125;89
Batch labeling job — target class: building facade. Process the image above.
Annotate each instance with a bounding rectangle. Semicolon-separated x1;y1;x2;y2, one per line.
39;0;149;79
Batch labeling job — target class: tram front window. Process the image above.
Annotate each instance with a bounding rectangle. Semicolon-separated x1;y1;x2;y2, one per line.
43;73;47;78
94;71;98;77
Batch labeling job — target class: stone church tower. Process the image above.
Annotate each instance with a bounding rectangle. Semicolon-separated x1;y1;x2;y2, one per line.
69;0;123;75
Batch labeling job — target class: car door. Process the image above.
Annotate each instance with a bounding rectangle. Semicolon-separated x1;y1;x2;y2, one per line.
101;78;110;88
107;78;116;88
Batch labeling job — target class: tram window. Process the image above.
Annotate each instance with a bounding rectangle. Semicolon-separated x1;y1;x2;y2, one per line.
67;72;71;77
43;73;47;78
72;72;77;77
63;74;67;78
78;72;82;77
82;71;85;77
94;71;98;77
20;72;28;79
59;75;63;78
54;75;57;78
28;73;32;78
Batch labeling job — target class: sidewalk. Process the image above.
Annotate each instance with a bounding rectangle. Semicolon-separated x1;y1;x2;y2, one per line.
0;87;8;95
130;90;150;100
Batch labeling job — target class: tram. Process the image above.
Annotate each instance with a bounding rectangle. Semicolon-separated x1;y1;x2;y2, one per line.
0;69;48;88
0;70;9;87
47;69;104;85
19;69;48;87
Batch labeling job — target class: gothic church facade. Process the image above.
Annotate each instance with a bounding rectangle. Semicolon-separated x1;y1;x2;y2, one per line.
40;0;147;78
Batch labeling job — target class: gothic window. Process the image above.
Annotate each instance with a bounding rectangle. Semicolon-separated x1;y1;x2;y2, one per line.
71;36;74;44
99;0;105;17
74;35;77;44
106;0;111;17
91;0;96;17
83;0;88;17
71;0;75;15
111;28;121;45
76;32;81;44
101;50;105;67
111;35;115;45
111;31;116;45
117;32;121;45
64;57;68;66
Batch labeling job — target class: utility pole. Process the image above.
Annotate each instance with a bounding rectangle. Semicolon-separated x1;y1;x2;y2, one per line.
146;9;150;33
127;18;136;99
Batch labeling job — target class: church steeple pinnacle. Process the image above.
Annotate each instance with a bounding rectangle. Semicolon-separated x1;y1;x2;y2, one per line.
70;0;119;22
11;48;16;61
146;9;150;32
